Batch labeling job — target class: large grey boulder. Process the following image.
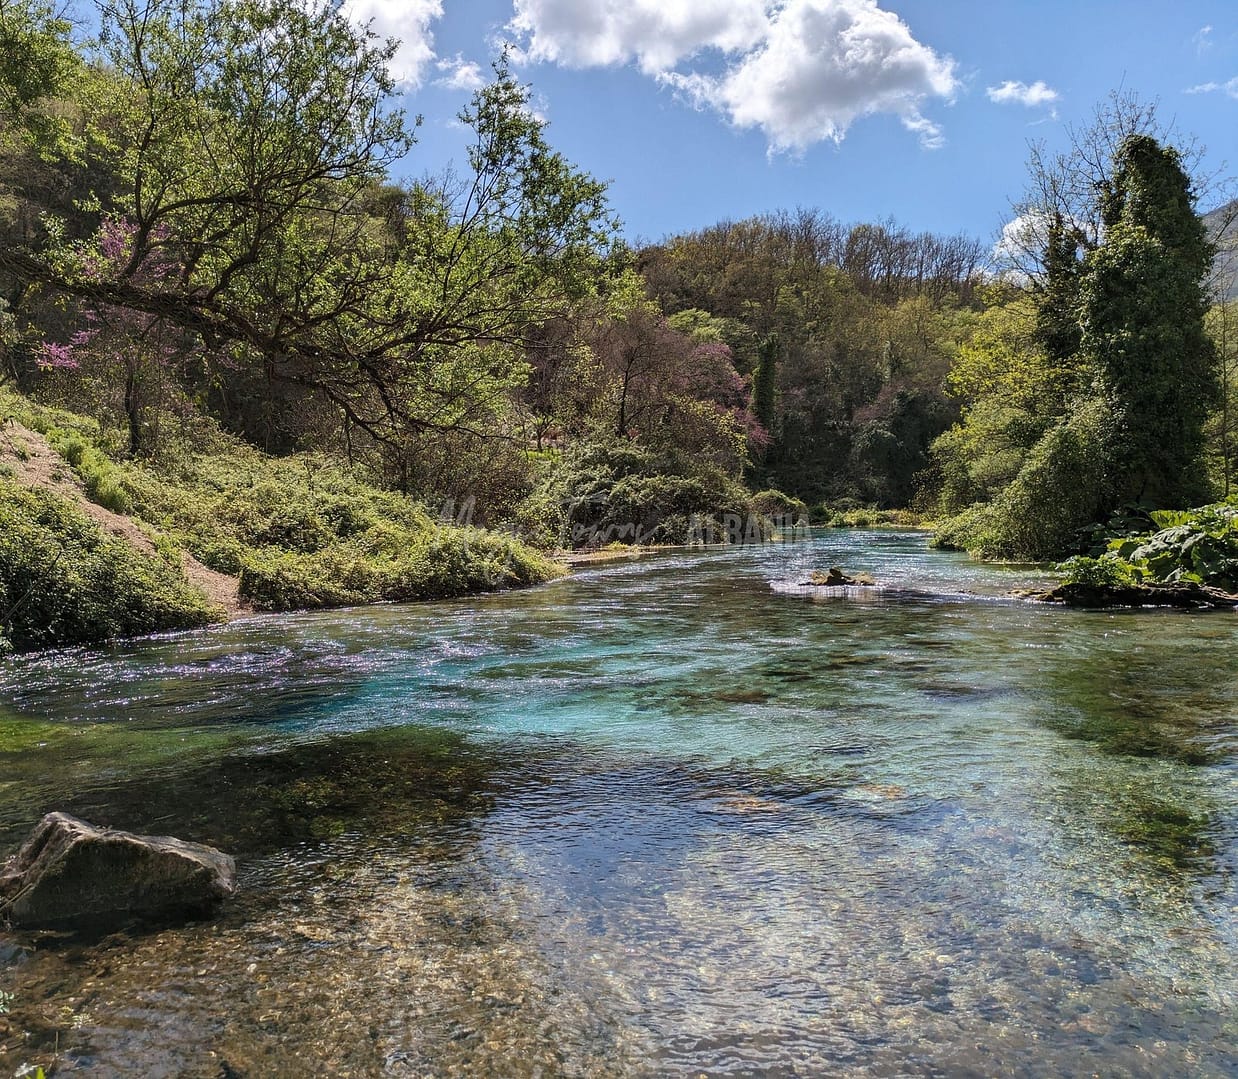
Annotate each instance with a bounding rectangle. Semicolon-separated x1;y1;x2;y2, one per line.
0;812;236;928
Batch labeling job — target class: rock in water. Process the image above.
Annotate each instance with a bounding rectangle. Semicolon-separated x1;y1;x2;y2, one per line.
805;567;876;587
0;812;236;928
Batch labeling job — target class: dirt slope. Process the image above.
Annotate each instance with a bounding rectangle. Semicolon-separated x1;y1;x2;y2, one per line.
0;421;244;618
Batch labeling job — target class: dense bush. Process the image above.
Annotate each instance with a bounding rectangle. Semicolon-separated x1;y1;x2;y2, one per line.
0;479;217;651
750;489;808;520
932;400;1113;559
538;441;757;547
238;529;559;611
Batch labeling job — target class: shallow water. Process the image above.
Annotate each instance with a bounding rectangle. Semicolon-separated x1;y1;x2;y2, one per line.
0;531;1236;1076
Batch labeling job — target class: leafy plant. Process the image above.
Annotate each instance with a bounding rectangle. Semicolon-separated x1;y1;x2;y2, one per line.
1057;555;1141;588
1059;501;1238;591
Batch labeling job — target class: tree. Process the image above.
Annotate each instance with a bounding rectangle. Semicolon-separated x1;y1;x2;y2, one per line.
750;332;779;435
1;3;617;468
0;0;81;150
998;91;1215;283
1078;133;1218;507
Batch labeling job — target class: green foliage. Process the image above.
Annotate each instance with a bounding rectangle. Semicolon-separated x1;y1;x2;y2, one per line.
110;437;563;608
1034;213;1085;368
1079;134;1217;507
236;525;558;611
44;427;131;512
539;440;755;547
1057;555;1140;588
932;289;1076;516
4;389;564;632
749;488;807;519
933;399;1113;558
817;504;921;528
751;333;779;435
1058;502;1238;591
0;477;216;650
0;0;81;151
933;129;1216;559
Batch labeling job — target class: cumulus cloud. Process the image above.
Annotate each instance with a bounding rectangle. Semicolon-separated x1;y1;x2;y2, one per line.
986;80;1059;107
509;0;770;75
435;55;487;92
342;0;443;86
512;0;957;152
992;210;1048;269
1187;76;1238;99
991;209;1090;277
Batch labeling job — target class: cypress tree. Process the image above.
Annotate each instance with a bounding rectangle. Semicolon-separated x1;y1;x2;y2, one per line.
1034;213;1084;376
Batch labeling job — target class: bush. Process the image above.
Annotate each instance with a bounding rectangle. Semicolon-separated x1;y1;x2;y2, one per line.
933;399;1113;560
1056;555;1140;588
43;427;132;513
750;489;808;520
538;440;756;548
0;479;217;651
237;529;561;611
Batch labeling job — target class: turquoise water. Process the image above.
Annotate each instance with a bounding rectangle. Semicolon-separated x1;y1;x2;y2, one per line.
0;531;1235;1076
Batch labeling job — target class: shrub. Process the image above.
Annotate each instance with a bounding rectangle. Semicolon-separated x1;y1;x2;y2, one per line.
934;399;1113;560
237;529;561;611
0;479;217;651
750;489;808;520
1056;555;1140;589
542;440;755;548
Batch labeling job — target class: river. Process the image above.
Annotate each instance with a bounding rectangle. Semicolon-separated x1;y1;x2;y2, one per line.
0;530;1235;1076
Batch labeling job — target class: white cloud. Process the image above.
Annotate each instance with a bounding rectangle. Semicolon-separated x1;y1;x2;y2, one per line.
342;0;443;86
992;210;1048;269
1194;25;1213;54
986;80;1059;107
1187;76;1238;99
512;0;957;152
674;0;956;152
992;209;1091;277
436;55;486;92
509;0;770;75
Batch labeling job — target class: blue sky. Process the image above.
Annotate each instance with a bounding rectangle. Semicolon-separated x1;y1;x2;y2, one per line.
353;0;1238;250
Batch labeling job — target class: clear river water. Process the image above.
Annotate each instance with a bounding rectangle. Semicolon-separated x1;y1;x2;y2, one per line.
0;530;1235;1077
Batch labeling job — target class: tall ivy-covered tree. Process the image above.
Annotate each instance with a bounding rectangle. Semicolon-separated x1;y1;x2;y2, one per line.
1033;213;1084;382
1078;134;1218;507
751;332;779;437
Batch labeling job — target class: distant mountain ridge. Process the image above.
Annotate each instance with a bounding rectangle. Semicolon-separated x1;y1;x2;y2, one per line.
1204;199;1238;301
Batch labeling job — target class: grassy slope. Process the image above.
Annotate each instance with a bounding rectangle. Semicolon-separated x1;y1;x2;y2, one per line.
0;389;563;651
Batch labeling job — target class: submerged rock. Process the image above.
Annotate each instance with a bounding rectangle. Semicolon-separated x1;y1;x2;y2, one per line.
0;812;236;928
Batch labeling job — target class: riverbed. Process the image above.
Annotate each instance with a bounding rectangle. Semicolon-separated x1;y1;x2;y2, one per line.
0;531;1235;1076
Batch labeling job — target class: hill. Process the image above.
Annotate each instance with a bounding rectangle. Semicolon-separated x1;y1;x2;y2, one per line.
1204;199;1238;301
